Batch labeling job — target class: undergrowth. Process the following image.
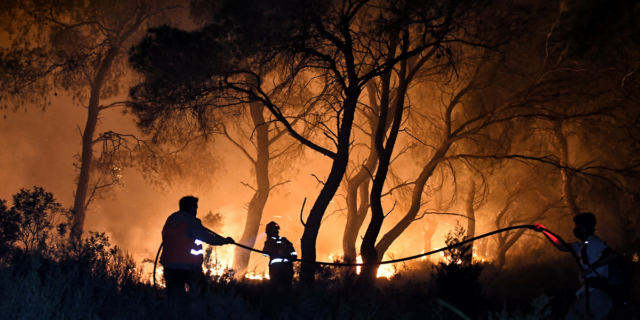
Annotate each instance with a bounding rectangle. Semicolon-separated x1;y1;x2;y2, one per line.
1;224;637;319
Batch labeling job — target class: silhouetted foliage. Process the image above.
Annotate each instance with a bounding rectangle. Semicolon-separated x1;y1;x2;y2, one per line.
6;187;70;253
202;211;225;234
431;222;485;318
0;198;20;257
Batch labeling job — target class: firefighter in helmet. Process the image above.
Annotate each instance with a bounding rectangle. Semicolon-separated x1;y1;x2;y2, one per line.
262;221;296;295
160;195;234;294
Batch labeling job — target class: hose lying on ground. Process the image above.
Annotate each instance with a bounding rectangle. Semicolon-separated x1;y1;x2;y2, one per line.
154;224;561;286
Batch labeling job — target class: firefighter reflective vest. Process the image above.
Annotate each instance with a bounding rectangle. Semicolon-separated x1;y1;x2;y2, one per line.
264;236;297;264
161;215;204;265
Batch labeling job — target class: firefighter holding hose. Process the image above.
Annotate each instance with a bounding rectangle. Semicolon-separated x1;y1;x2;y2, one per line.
160;196;234;294
536;212;618;320
262;221;297;295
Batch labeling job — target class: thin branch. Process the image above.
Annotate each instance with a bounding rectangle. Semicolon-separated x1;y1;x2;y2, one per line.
240;182;257;192
269;180;291;191
299;197;307;227
311;174;326;186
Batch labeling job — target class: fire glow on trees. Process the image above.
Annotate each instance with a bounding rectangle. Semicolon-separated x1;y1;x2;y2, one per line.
2;0;640;295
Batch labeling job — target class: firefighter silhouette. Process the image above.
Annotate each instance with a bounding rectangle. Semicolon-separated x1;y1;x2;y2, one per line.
160;196;234;294
262;221;296;295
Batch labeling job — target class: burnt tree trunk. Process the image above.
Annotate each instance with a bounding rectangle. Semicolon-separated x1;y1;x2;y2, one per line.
233;102;271;275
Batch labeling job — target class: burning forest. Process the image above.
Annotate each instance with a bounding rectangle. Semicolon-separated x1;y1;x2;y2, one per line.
1;0;640;319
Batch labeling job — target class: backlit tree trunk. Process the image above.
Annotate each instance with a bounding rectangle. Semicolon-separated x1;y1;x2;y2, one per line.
465;178;476;240
342;180;370;261
71;47;119;246
496;198;559;268
300;88;360;287
69;6;148;246
361;56;407;281
341;80;383;261
422;217;438;262
232;102;271;276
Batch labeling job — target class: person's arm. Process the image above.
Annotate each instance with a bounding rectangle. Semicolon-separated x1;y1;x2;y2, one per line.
262;240;273;257
534;224;571;251
186;220;232;245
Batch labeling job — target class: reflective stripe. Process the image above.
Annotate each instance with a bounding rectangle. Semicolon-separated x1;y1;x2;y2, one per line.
271;237;277;239
263;254;269;257
194;239;203;245
270;258;283;265
291;252;297;256
190;249;204;255
277;241;282;244
284;259;289;262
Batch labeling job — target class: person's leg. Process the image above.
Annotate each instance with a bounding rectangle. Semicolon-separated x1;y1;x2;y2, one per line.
164;268;189;295
189;268;207;295
268;265;277;291
282;264;293;296
588;289;613;320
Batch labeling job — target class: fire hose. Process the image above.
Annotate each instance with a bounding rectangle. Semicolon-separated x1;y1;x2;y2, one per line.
153;224;584;286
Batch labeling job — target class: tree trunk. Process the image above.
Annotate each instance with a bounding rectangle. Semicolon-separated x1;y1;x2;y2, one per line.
361;59;407;281
553;120;580;217
341;80;381;262
423;217;438;262
373;145;450;261
69;10;146;246
496;228;524;268
233;102;271;276
70;47;119;246
299;87;360;287
465;178;476;265
465;178;476;239
496;198;560;268
342;179;370;261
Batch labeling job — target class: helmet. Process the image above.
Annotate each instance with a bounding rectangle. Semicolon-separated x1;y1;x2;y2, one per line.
266;221;280;233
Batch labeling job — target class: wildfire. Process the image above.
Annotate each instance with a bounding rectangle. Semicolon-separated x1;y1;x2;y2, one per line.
205;260;232;277
327;253;399;279
244;272;270;280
